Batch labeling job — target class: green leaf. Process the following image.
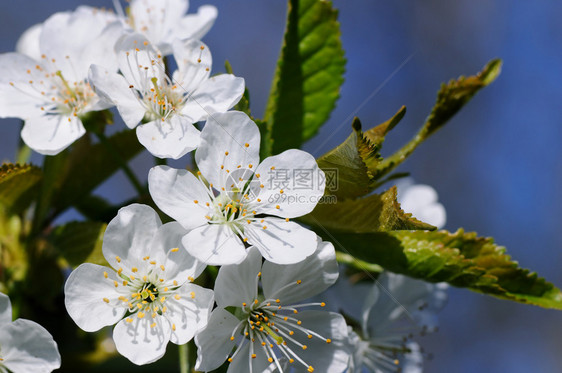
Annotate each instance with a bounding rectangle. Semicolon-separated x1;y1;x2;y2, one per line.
264;0;345;154
0;163;42;214
320;228;562;310
374;59;502;180
363;106;406;145
316;118;373;199
316;109;406;199
49;221;108;267
51;129;144;214
424;58;502;137
301;186;435;232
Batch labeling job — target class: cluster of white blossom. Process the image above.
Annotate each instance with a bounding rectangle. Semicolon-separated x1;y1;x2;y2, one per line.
0;1;449;372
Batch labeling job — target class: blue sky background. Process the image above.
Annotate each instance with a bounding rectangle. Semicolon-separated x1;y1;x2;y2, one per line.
1;1;561;372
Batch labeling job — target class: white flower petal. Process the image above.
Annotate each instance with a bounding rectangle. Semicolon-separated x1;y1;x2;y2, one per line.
15;23;42;61
21;115;86;156
136;117;201;159
182;224;247;266
366;273;448;331
40;6;118;80
215;246;261;308
148;166;212;229
150;222;206;283
0;53;50;119
321;270;370;324
287;311;349;373
255;149;325;218
194;308;241;372
0;319;61;373
246;217;317;265
64;263;126;332
196;111;260;188
227;342;274;373
113;315;171;365
171;39;211;92
129;0;189;54
166;283;214;345
400;341;424;373
262;239;338;303
0;292;12;324
81;21;123;74
102;204;162;272
116;33;165;88
175;5;218;41
89;64;145;128
181;74;245;123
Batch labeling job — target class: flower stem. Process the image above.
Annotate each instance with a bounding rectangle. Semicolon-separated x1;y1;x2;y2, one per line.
179;343;188;373
336;251;384;273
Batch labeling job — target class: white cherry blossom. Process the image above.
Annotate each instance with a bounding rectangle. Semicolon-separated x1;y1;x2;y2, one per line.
329;272;448;373
64;204;214;365
148;111;325;265
90;33;244;159
0;6;122;155
113;0;218;55
0;292;61;373
195;241;349;373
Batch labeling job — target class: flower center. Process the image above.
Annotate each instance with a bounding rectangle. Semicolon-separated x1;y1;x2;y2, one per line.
101;249;191;331
53;70;95;116
9;56;95;120
224;274;330;372
358;325;424;372
142;76;184;122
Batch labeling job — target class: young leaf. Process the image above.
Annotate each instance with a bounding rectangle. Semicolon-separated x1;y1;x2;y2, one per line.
264;0;345;154
316;118;374;199
301;186;435;232
48;221;108;267
374;59;502;180
316;111;405;199
319;228;562;310
0;163;42;214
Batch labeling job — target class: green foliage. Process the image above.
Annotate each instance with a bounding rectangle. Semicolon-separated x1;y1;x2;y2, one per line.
0;163;42;214
424;59;502;137
51;129;144;216
48;221;108;268
316;59;501;202
302;186;435;232
316;117;373;199
316;110;406;199
375;59;502;179
264;0;345;155
318;228;562;310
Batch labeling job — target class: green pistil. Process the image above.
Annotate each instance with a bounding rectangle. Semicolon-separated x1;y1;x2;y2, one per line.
262;323;284;345
140;283;159;303
55;70;77;100
150;77;160;96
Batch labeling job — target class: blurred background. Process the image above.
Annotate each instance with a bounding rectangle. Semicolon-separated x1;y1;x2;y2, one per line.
1;1;561;372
